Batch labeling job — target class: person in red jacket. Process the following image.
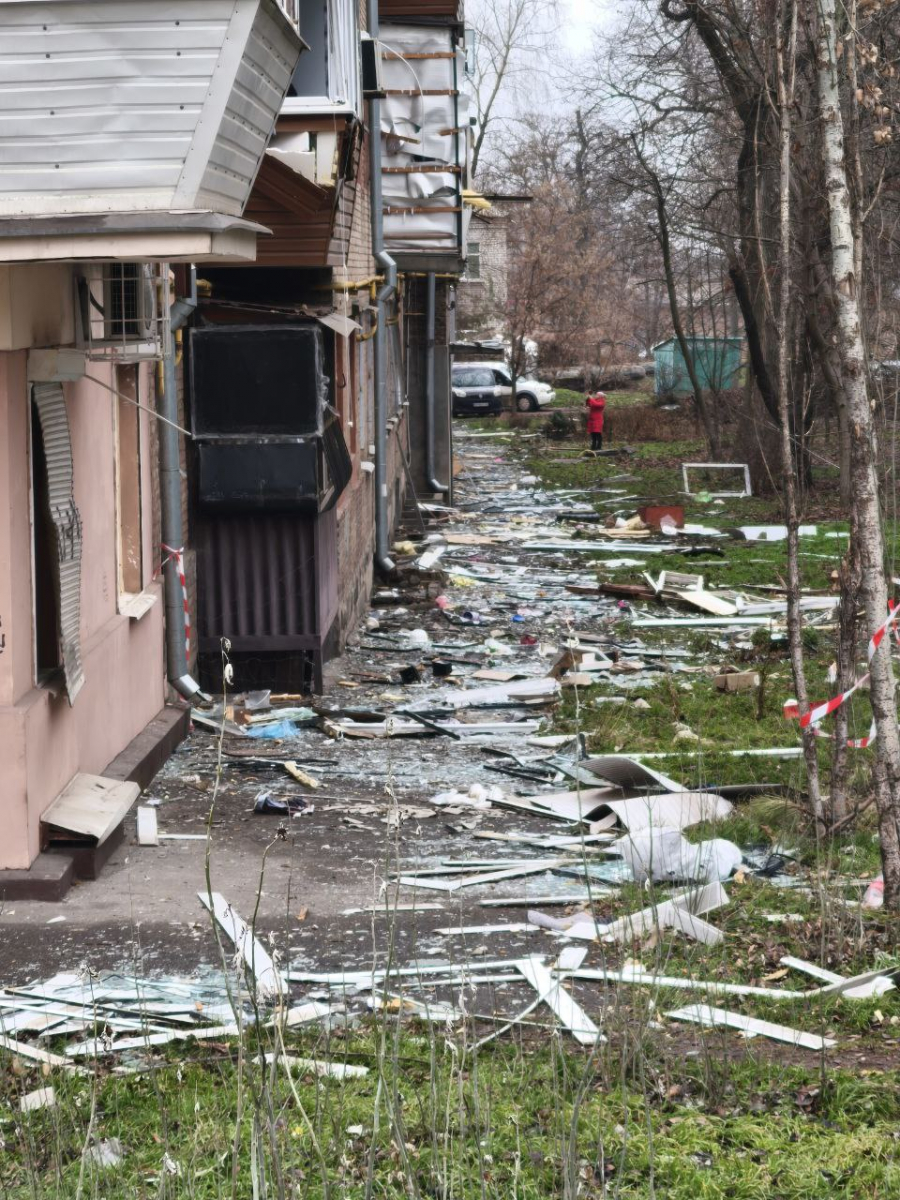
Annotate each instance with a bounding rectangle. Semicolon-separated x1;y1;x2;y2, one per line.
586;390;606;451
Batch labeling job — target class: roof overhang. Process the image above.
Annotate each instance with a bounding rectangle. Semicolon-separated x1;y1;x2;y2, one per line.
0;213;271;264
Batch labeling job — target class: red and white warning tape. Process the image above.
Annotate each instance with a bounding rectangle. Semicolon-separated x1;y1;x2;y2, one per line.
159;543;191;658
783;601;900;749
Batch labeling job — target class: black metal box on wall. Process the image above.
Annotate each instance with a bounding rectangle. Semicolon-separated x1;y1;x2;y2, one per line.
189;323;349;514
190;324;326;438
188;320;349;694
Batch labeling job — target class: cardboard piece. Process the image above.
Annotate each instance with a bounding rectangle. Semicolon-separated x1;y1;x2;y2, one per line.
714;670;761;693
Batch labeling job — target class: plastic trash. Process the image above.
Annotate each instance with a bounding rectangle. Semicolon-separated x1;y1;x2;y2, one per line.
615;829;742;884
246;719;299;740
862;875;884;909
405;628;431;646
688;838;743;882
254;791;308;815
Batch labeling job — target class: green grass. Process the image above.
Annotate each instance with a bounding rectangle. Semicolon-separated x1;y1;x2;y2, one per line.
6;1026;900;1198
550;387;655;409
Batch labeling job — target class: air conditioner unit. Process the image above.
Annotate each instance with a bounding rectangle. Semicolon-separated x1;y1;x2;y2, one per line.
75;263;167;362
360;33;385;98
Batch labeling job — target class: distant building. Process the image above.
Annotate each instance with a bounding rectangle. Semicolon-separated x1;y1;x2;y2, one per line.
457;195;532;338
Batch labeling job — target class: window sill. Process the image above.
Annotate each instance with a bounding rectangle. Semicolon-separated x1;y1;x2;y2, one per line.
118;590;158;621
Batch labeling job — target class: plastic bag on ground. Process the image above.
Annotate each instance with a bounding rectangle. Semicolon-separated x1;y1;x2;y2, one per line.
862;875;884;909
614;829;742;884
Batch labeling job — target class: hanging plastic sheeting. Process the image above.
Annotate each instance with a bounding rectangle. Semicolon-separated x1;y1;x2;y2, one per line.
379;25;470;254
31;383;84;704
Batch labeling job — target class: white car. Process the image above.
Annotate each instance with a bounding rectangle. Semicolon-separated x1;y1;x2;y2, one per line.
452;361;555;413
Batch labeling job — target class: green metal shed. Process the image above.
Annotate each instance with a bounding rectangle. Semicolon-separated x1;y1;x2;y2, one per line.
653;336;744;397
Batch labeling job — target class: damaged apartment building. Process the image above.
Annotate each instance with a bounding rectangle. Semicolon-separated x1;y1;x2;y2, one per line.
0;0;470;890
184;0;472;695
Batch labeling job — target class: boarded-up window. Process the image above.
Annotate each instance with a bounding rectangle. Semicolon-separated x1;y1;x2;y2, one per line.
31;383;84;705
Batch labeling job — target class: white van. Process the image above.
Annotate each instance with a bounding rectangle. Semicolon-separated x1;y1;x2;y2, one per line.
452;361;555;413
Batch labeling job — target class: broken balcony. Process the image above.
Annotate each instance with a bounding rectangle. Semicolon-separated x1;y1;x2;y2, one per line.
0;0;304;262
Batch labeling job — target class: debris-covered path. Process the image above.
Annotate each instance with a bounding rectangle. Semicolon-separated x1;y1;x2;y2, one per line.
1;421;896;1074
0;429;635;980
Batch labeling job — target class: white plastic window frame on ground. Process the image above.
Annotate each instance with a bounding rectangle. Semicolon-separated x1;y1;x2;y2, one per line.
682;462;752;498
281;0;361;116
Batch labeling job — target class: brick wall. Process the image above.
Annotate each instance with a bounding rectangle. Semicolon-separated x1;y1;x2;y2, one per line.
457;210;509;335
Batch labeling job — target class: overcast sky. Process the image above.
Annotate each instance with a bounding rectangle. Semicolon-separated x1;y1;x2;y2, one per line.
561;0;615;55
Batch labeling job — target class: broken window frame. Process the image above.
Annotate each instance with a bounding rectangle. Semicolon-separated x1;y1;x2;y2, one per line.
681;462;752;498
113;363;145;606
282;0;362;116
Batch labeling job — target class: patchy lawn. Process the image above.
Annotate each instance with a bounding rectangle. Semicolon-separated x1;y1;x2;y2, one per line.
6;1022;900;1198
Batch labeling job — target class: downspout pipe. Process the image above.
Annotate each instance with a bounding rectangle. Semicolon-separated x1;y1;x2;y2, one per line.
158;264;204;700
368;0;395;573
424;271;449;493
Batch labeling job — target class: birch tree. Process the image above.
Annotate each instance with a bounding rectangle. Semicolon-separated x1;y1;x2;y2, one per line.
816;0;900;901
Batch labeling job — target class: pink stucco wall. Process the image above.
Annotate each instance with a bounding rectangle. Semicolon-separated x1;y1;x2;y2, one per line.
0;350;166;870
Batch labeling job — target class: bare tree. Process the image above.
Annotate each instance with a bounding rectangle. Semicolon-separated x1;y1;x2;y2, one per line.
774;0;823;823
468;0;560;179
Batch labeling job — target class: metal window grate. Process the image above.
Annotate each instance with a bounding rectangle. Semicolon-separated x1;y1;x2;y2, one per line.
76;263;169;363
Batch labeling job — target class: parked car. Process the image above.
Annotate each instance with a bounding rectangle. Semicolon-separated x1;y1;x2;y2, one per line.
451;365;504;417
452;361;555;413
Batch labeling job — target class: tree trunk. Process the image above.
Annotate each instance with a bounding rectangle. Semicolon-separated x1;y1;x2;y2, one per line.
651;179;721;458
830;539;861;823
776;0;823;826
817;0;900;904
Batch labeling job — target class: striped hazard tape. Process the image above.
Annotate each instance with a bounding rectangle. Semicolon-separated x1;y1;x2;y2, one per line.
783;601;900;749
159;543;191;658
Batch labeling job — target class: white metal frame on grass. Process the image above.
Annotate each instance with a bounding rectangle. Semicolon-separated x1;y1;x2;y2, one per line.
682;462;752;497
